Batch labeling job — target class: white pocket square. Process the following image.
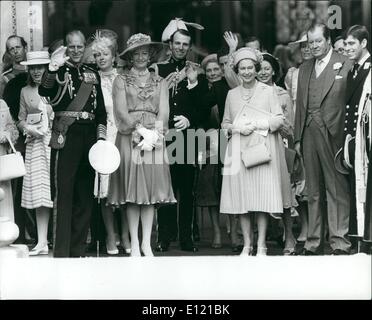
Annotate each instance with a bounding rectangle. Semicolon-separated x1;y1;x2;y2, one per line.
335;75;343;79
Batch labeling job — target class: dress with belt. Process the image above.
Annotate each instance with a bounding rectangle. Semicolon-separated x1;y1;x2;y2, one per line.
107;70;176;206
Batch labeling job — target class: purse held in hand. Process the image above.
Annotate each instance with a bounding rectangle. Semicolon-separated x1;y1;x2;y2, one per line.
0;134;26;181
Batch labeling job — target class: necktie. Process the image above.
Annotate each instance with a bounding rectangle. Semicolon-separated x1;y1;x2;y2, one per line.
352;63;360;78
315;59;323;77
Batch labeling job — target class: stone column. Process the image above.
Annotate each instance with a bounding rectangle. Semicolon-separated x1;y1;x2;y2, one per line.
0;1;44;58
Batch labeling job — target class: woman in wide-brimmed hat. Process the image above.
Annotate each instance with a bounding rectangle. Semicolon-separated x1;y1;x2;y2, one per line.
17;51;54;256
107;33;176;257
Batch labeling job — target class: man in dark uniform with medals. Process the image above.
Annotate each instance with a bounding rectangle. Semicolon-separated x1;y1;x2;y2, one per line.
152;19;208;252
335;25;371;253
39;30;107;257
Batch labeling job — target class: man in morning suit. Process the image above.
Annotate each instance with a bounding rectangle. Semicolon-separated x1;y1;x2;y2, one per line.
39;30;107;257
294;23;353;255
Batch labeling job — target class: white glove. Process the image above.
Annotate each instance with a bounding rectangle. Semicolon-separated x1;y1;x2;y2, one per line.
137;126;159;146
49;46;70;71
25;124;44;138
138;139;154;151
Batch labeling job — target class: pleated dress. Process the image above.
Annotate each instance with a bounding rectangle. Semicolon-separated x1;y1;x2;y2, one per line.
220;82;292;214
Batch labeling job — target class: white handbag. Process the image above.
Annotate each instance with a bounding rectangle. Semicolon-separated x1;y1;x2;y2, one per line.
0;134;26;181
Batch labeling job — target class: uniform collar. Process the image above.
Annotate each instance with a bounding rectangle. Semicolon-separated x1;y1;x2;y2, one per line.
357;52;371;66
169;56;186;70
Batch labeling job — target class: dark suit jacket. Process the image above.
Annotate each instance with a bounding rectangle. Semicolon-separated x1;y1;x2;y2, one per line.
294;50;352;150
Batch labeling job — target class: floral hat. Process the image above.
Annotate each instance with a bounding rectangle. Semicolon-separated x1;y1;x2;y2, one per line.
119;33;168;61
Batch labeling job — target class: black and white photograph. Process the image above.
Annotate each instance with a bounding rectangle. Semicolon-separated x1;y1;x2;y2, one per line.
0;0;371;306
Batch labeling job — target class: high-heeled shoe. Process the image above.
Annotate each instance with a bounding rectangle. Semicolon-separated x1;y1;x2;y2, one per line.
283;239;297;256
130;248;141;257
256;247;268;256
106;245;119;255
29;244;49;256
121;240;132;254
240;246;253;256
141;245;154;257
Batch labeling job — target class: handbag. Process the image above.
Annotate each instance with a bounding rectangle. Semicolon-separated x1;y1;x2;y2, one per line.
0;134;26;181
241;141;271;168
26;112;42;125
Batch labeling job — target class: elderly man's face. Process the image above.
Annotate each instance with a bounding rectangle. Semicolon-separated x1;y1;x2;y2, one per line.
6;37;26;64
66;34;85;64
307;26;331;59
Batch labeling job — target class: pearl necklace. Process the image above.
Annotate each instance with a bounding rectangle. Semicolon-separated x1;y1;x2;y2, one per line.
240;81;257;102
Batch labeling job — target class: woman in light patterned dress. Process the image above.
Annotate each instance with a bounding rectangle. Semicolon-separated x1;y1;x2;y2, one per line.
17;51;54;256
91;30;131;255
108;34;176;257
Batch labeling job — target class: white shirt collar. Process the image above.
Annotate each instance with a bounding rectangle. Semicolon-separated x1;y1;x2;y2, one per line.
316;47;333;66
357;52;370;66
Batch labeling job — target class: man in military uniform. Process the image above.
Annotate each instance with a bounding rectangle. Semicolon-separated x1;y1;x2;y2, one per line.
0;35;27;98
152;19;208;252
39;30;107;258
336;25;371;252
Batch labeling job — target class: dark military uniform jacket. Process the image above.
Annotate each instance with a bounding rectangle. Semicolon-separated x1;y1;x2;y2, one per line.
38;61;107;141
151;57;209;164
342;55;371;165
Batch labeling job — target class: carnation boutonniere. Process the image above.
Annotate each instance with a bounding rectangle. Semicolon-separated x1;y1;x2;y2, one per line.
333;62;343;71
364;62;371;70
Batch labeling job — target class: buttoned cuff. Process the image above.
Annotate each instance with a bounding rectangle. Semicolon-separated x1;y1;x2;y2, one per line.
42;71;57;89
97;124;107;140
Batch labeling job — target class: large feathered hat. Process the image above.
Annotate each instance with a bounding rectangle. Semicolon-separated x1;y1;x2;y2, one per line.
161;18;204;42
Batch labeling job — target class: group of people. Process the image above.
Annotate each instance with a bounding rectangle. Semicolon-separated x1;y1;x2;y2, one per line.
0;18;371;258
